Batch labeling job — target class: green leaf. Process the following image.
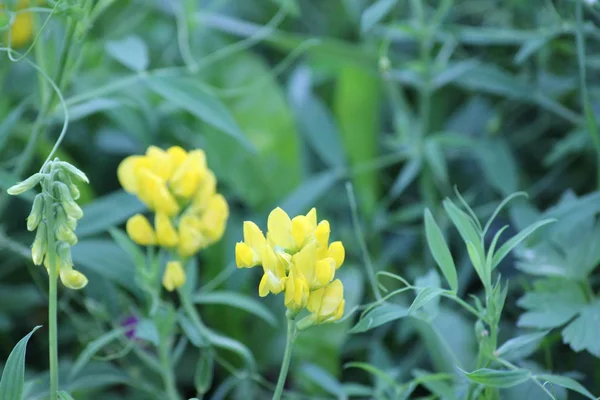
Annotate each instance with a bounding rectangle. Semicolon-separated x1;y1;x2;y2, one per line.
432;60;480;89
70;327;128;380
424;209;458;292
562;300;600;357
390;158;422;200
106;35;149;72
476;138;519;196
279;170;339;217
78;190;145;238
193;291;277;327
344;362;399;389
350;303;408;333
0;99;27;151
291;86;346;168
492;218;556;269
299;363;346;399
146;75;253;150
495;331;549;362
361;0;396;33
424;138;449;185
408;287;445;315
412;370;456;400
135;319;160;346
335;65;381;217
71;239;137;292
194;350;214;395
108;228;145;271
535;374;597;400
482;192;528;236
57;391;75;400
443;199;482;256
517;279;587;329
0;325;41;400
463;368;531;388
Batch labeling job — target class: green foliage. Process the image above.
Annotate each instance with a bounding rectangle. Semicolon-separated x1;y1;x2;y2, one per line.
2;0;600;399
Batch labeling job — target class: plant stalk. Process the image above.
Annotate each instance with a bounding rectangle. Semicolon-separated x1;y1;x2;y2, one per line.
272;312;296;400
158;336;181;400
44;194;59;400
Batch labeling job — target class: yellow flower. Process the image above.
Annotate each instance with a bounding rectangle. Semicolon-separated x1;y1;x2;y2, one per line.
267;207;317;252
258;245;288;297
200;193;229;241
169;150;207;198
236;221;266;268
293;241;335;290
146;146;175;181
328;241;345;269
162;260;186;292
60;269;88;290
191;170;217;212
283;267;309;313
155;212;178;247
306;279;345;323
126;214;156;246
2;0;34;48
178;215;208;257
137;169;180;216
117;155;151;194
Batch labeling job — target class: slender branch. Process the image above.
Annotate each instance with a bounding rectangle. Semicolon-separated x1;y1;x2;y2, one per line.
272;312;296;400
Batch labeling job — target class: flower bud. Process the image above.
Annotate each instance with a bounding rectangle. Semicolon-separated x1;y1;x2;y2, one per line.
60;269;88;290
56;241;73;270
56;182;83;219
56;223;78;246
27;194;44;231
7;173;43;195
162;260;186;292
69;183;80;200
56;161;89;183
31;221;48;265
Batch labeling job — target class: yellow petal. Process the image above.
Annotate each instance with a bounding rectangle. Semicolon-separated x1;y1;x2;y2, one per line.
291;215;310;249
170;149;206;198
178;215;208;257
262;245;287;280
201;194;229;241
192;170;217;211
154;183;180;216
243;221;266;251
258;273;269;297
267;207;295;250
155;212;179;247
117;156;150;193
332;299;345;321
60;269;88;290
314;220;331;258
307;287;324;313
292;241;317;286
162;260;186;292
146;146;174;180
235;242;256;268
305;208;318;231
319;279;344;319
328;241;345;269
167;146;188;170
315;257;336;287
126;214;156;246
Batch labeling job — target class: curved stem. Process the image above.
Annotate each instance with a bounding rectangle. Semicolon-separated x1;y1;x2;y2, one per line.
158;336;181;400
44;194;59;400
272;313;296;400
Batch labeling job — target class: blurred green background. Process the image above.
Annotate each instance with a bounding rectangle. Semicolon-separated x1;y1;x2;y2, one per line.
2;0;600;399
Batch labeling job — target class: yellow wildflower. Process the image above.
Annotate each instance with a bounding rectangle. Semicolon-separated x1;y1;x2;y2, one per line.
236;221;266;268
2;0;34;48
155;212;178;247
170;150;207;198
163;260;186;292
60;268;88;290
178;214;208;257
126;214;156;246
258;245;288;297
283;267;309;313
306;279;345;323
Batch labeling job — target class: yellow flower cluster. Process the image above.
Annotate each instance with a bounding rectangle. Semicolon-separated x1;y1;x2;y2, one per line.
1;0;34;48
236;208;345;324
118;146;229;292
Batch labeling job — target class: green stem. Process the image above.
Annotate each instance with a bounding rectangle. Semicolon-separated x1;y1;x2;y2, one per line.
158;336;181;400
272;313;296;400
44;194;59;400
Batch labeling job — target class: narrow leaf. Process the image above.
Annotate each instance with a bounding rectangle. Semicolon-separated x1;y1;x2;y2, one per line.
0;325;41;400
463;368;531;388
193;291;277;327
350;303;408;333
492;219;556;269
495;330;549;362
408;287;445;315
70;327;128;379
424;209;458;292
536;374;597;400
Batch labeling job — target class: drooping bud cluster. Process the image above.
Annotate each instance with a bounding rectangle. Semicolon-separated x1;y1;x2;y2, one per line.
8;159;89;290
236;208;345;327
118;146;229;292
